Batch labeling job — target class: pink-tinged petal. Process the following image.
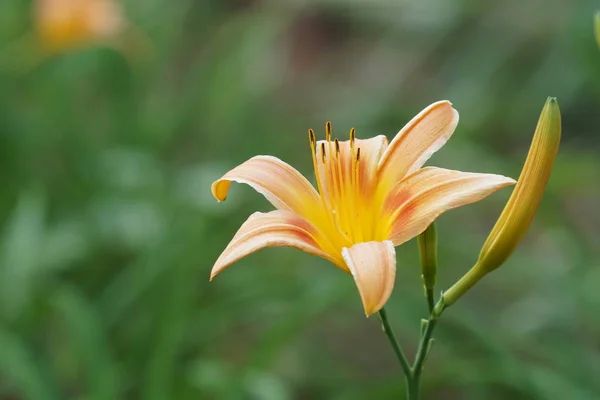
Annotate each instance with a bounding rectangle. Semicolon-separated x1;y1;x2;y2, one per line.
211;156;321;216
385;167;516;246
342;241;396;316
377;101;459;190
211;210;339;280
314;135;388;196
354;135;389;190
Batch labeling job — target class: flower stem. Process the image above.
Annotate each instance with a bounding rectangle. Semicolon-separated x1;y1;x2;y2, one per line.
412;317;437;383
377;307;412;379
425;288;435;314
378;302;443;400
406;376;420;399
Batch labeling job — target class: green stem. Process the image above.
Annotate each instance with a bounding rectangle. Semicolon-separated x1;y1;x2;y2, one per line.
378;300;444;400
406;375;420;399
442;266;486;307
413;318;437;380
377;307;412;379
398;319;437;399
425;288;435;314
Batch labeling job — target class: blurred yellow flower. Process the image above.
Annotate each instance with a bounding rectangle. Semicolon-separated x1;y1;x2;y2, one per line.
595;12;600;48
210;101;515;315
34;0;125;52
442;97;561;308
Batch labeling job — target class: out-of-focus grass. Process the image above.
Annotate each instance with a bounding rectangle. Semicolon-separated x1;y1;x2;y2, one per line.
0;0;599;399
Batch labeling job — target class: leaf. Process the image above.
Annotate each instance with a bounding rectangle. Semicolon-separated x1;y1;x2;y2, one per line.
0;190;45;319
52;286;120;400
0;329;59;400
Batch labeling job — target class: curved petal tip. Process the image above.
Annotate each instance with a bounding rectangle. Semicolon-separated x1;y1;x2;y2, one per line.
210;156;320;214
342;241;397;316
211;179;230;202
377;101;459;189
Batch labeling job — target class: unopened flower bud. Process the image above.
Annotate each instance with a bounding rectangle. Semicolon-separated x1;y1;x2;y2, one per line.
418;222;438;311
442;97;561;308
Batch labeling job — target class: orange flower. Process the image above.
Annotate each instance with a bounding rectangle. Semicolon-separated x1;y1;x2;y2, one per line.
211;101;515;315
34;0;125;52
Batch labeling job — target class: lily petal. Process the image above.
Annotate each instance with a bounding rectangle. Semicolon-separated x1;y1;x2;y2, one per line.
212;155;321;216
211;210;339;280
342;241;396;316
377;101;459;191
385;167;516;246
353;135;389;190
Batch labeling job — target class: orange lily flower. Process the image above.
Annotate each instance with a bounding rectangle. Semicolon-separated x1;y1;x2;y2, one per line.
34;0;125;52
210;101;516;315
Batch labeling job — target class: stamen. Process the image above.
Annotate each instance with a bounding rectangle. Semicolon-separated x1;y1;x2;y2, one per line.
349;129;357;195
355;148;361;188
322;125;343;235
352;147;361;179
308;128;316;147
309;128;327;210
307;127;342;250
328;137;340;199
307;123;358;249
334;138;342;190
353;147;362;241
354;148;361;195
334;137;352;236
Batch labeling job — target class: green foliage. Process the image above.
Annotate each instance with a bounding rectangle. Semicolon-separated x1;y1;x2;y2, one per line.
0;0;599;399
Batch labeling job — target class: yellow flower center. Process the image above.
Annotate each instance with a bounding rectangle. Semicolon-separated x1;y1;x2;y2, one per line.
307;123;387;258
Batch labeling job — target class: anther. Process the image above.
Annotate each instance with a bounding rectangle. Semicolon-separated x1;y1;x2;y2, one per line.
325;121;332;142
321;142;326;163
308;128;316;146
356;148;361;161
349;128;356;145
334;138;340;155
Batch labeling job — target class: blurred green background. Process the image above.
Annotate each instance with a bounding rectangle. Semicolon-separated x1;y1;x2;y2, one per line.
1;0;600;399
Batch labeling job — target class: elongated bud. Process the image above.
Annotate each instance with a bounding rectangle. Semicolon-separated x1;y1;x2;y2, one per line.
477;97;560;271
595;12;600;48
442;97;561;308
418;222;438;311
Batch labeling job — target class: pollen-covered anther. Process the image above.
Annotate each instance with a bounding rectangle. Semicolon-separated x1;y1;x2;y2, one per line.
353;147;361;188
349;129;359;183
325;121;332;142
308;128;316;147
